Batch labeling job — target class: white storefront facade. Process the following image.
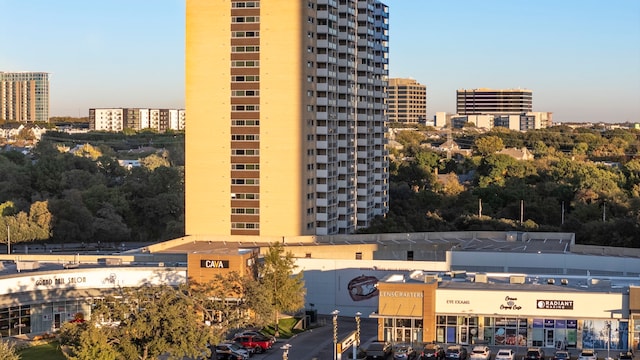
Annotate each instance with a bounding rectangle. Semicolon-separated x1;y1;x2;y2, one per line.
435;288;626;350
0;267;186;336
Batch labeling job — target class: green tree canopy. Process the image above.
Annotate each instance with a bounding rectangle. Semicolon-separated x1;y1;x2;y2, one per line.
60;285;213;360
259;242;306;334
474;135;504;156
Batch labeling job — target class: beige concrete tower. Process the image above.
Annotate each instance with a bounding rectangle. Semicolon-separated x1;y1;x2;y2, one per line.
186;0;389;238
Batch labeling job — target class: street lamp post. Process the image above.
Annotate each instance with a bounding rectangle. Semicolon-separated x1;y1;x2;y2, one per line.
332;310;340;360
354;312;362;360
606;321;611;360
281;344;292;360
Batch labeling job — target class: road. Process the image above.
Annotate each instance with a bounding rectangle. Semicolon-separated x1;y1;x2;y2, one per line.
257;316;379;360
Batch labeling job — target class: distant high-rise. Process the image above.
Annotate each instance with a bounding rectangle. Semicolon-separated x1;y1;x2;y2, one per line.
457;88;532;115
185;0;390;237
387;78;426;123
0;72;49;123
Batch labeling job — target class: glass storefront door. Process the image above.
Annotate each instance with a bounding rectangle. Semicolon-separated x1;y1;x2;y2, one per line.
396;327;412;343
546;329;555;347
383;318;423;344
459;325;470;344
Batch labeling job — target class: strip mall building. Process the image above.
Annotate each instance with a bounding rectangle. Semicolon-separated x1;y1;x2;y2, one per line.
1;231;639;352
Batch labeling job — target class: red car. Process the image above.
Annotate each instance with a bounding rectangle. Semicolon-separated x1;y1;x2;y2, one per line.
233;335;273;354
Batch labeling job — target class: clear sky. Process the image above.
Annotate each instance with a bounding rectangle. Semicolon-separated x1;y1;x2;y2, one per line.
1;0;639;123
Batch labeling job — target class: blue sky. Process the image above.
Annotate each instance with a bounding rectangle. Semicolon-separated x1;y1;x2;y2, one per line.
1;1;638;123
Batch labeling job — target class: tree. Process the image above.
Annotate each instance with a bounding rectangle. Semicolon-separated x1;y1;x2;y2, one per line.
61;285;213;360
187;271;259;335
259;242;305;335
474;136;504;156
0;338;21;360
0;200;51;246
140;154;170;171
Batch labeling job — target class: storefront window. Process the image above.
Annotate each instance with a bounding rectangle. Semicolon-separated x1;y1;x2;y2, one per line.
494;317;527;347
0;305;31;336
632;316;640;351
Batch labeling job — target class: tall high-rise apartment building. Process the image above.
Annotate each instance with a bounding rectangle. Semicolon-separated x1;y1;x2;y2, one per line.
0;72;49;123
457;88;532;115
185;0;389;237
387;78;426;123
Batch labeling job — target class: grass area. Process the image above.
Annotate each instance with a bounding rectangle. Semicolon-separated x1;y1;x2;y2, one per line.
263;317;304;338
18;341;66;360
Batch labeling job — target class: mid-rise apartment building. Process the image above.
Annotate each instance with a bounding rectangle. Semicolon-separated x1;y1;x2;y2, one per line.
387;78;427;123
435;111;552;131
89;108;185;132
185;0;390;237
457;88;532;115
0;72;49;123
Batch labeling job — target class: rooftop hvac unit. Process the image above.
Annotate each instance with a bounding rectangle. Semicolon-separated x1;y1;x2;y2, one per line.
474;273;488;283
509;275;525;284
424;274;440;283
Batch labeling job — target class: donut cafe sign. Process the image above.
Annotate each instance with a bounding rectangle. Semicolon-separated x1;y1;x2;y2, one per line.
500;295;522;310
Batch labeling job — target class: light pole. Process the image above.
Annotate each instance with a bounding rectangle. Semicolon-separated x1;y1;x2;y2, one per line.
354;312;362;360
281;344;292;360
607;324;611;360
332;310;340;360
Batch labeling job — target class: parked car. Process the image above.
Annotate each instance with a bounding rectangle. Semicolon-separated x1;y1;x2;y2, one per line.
445;345;468;360
215;343;250;360
553;350;571;360
233;335;273;354
495;349;515;360
222;340;255;356
234;330;276;343
216;342;252;358
618;351;633;360
578;350;597;360
366;341;393;359
394;343;418;360
470;346;491;360
526;348;546;360
421;343;446;360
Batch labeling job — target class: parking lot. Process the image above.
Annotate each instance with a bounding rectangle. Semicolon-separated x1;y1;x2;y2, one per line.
235;317;636;360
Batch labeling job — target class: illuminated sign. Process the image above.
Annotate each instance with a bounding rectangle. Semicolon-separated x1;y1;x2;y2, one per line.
200;260;229;269
536;299;574;310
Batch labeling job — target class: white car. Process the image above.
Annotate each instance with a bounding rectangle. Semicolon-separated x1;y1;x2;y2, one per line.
579;349;598;360
496;349;516;360
470;346;492;360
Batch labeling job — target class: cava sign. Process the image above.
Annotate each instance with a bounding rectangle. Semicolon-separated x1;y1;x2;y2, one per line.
200;260;229;269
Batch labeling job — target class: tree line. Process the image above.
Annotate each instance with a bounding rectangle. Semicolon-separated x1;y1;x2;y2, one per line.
1;125;639;249
365;125;640;248
0;131;185;247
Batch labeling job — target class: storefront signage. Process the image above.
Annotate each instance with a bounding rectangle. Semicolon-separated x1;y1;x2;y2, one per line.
500;296;522;310
536;299;574;310
446;299;471;305
200;260;229;269
380;291;423;298
34;276;86;286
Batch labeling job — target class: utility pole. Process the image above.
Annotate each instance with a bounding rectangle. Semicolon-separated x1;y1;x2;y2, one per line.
6;225;9;255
